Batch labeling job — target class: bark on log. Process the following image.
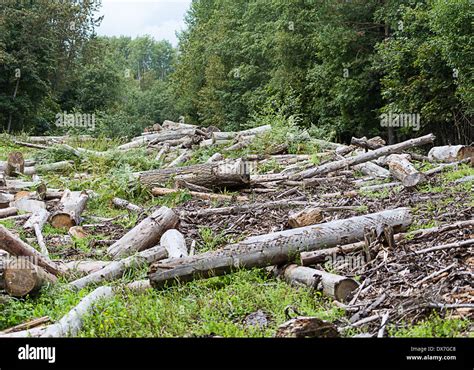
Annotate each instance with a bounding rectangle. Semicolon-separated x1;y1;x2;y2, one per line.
155;144;170;162
160;229;188;259
107;207;179;259
351;136;386;150
23;160;73;175
41;286;114;337
0;207;18;219
61;260;111;275
152;187;249;202
292;134;435;179
0;225;61;275
207;153;223;163
12;198;46;214
70;246;168;290
288;208;323;228
3;257;57;297
5;152;24;176
138;159;250;189
0;173;5;187
112;197;143;213
161;120;197;130
167;149;192;168
279;264;359;303
50;190;89;229
23;207;50;231
428;145;473;163
149;208;412;288
211;125;271;141
386;154;426;187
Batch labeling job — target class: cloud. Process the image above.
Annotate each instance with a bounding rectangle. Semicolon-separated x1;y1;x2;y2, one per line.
96;0;192;46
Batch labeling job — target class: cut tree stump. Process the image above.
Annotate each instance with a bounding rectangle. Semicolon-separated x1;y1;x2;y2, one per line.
288;208;323;228
292;134;435;179
50;190;89;229
3;257;57;297
278;264;359;303
138;159;250;189
0;225;61;275
5;152;24;176
149;208;412;288
107;207;179;259
386;154;426;187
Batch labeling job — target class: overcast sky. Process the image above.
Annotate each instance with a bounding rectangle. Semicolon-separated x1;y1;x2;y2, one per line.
96;0;193;46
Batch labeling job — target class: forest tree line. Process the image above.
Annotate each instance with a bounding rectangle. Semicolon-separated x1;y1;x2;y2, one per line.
0;0;472;144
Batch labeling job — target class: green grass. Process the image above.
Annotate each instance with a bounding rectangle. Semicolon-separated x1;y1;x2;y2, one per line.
78;269;344;338
389;313;470;338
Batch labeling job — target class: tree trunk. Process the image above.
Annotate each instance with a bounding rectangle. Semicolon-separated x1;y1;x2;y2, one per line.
107;207;179;259
386;154;426;187
41;286;114;337
3;257;57;297
138;159;250;189
351;136;386;150
0;207;18;219
160;229;188;259
70;246;168;290
50;190;89;229
278;264;359;303
0;225;61;275
149;208;412;288
23;161;73;175
112;197;143;213
292;134;435;179
211;125;271;141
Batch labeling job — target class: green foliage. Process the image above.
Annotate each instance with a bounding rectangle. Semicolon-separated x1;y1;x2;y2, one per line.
389;313;470;338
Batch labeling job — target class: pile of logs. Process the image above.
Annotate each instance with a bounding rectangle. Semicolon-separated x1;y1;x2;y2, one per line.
0;121;472;338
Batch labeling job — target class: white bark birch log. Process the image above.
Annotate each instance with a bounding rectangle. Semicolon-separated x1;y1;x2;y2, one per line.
160;229;188;259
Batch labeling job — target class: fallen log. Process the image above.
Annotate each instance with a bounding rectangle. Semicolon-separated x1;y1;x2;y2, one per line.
167;149;192;168
428;145;473;163
211;125;271;141
0;207;18;219
162;120;197;130
70;246;168;290
23;160;74;175
12;198;46;214
278;264;359;303
160;229;188;259
3;257;57;297
112;197;143;213
149;208;412;288
154;144;170;162
152;187;248;202
61;260;111;275
0;316;50;335
41;286;114;337
50;190;89;229
138;159;250;189
0;173;5;187
292;134;435;179
107;207;179;259
386;154;426;187
414;239;474;255
351;136;385;150
0;225;61;275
